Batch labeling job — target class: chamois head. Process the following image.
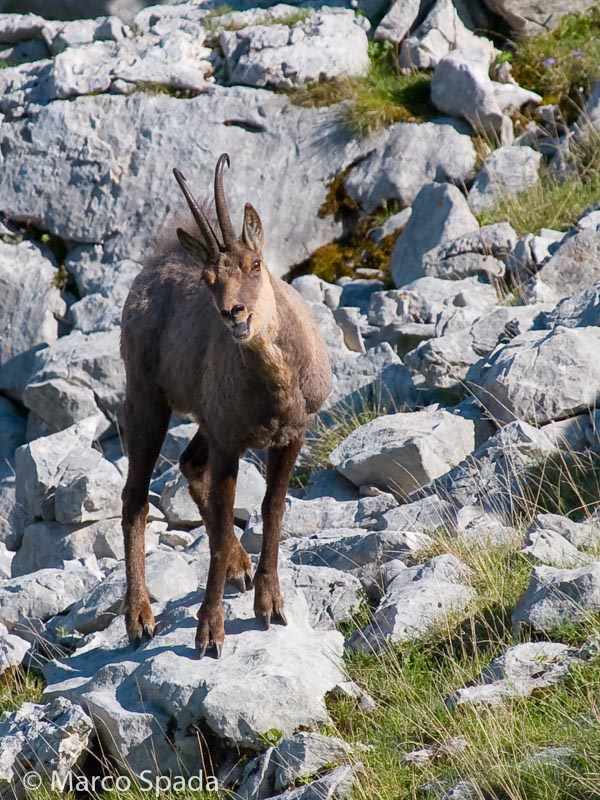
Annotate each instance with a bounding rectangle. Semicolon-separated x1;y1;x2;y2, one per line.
173;154;274;345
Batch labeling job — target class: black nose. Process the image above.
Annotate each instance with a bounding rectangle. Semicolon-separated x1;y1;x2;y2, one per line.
222;304;246;320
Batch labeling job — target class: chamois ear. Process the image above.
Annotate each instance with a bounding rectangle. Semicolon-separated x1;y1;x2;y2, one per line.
242;203;264;253
177;227;210;262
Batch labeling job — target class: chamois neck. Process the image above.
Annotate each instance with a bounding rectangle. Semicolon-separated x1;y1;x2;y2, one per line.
245;321;294;395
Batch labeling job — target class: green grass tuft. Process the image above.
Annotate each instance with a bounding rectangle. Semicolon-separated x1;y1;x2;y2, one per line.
288;41;436;136
0;668;44;714
504;4;600;120
477;127;600;235
345;43;435;137
327;534;600;799
519;449;600;523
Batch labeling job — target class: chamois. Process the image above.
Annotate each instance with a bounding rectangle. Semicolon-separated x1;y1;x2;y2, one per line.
120;154;332;657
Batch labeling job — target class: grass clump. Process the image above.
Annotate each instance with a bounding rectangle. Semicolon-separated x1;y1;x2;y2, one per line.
519;448;600;523
134;82;201;99
345;43;435;137
0;667;44;713
503;5;600;120
477;127;600;235
289;41;435;136
328;532;600;799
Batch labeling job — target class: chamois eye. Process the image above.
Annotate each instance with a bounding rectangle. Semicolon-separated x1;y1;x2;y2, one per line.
251;258;261;271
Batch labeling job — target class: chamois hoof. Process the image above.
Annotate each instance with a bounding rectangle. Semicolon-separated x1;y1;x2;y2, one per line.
256;609;287;630
228;571;254;594
226;541;253;594
125;595;156;648
134;625;154;650
195;603;225;659
195;639;223;660
253;571;287;629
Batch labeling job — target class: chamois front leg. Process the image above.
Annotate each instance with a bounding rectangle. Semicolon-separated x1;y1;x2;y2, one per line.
254;436;303;629
196;448;239;658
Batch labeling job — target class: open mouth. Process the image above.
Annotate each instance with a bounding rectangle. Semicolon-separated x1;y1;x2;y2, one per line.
232;315;252;341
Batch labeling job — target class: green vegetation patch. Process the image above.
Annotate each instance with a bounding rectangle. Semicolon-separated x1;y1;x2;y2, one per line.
289;41;436;136
205;6;310;32
502;5;600;120
328;534;600;799
477;127;600;235
519;448;600;524
0;667;44;714
134;82;202;99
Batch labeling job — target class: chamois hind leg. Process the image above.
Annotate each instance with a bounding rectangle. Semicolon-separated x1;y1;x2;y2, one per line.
180;431;252;593
254;436;303;629
195;447;239;658
122;387;170;647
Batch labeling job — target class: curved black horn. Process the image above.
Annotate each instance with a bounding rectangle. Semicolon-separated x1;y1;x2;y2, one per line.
214;153;236;250
173;168;221;257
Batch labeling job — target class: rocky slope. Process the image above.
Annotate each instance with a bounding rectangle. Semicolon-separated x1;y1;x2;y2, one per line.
1;0;600;797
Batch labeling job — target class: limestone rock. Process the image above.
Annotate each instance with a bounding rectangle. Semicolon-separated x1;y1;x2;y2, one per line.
439;222;518;261
391;183;479;288
243;493;396;553
50;550;197;636
0;560;100;630
350;554;475;652
288;529;432;572
0;397;26;466
22;329;124;432
0;87;375;278
540;284;600;330
235;731;354;798
374;494;456;535
220;8;369;89
0;622;29;676
0;239;65;368
431;48;539;143
344;120;476;214
43;588;344;775
468;146;542;213
481;0;598;39
284;564;363;630
0;697;92;799
160;460;266;527
0;471;23;550
15;416;124;525
10;518;157;578
513;562;600;634
15;416;99;522
400;0;496;70
405;303;549;392
526;229;600;303
374;0;421;43
326;343;415;413
521;522;593;569
526;513;600;551
468;326;600;426
418;421;557;518
330;406;475;498
449;642;584;707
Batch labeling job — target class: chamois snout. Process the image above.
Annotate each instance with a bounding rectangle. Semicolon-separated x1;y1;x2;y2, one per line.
220;303;252;341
